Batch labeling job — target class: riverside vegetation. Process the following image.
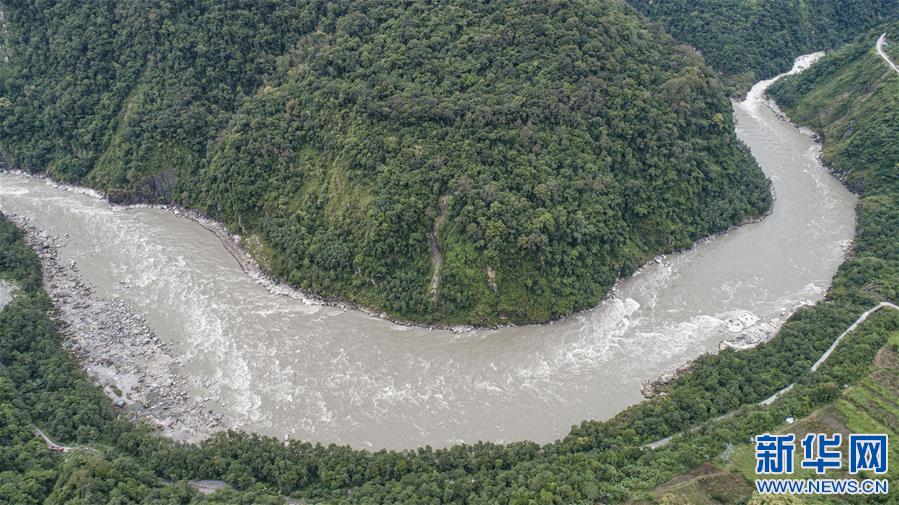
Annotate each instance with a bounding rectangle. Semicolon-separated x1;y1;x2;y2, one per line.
2;4;899;505
629;0;899;95
2;28;899;501
0;0;772;325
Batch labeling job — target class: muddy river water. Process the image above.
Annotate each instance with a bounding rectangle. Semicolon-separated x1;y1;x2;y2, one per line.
0;54;857;449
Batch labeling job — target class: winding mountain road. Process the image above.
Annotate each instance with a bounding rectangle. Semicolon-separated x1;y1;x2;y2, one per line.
646;38;899;451
645;302;899;449
876;33;899;74
34;427;73;453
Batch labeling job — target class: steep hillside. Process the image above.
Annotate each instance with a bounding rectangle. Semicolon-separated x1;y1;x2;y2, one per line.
769;25;899;197
768;25;899;305
0;0;771;324
623;31;899;502
0;0;319;195
629;0;899;95
646;329;899;504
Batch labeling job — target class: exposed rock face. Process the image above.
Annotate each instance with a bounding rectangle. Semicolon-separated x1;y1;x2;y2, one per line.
0;279;13;309
641;365;691;399
9;214;230;442
0;6;9;64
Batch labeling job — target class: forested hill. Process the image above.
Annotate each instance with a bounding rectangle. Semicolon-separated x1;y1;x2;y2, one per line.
640;27;899;502
768;23;899;197
628;0;899;95
0;0;771;325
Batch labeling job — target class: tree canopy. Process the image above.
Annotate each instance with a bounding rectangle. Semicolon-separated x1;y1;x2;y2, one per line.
0;19;897;505
0;0;771;324
629;0;899;95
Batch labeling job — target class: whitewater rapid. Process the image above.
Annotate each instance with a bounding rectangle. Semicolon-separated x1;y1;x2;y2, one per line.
0;54;856;449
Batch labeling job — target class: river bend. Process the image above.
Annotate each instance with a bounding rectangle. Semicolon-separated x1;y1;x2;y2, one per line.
0;54;856;449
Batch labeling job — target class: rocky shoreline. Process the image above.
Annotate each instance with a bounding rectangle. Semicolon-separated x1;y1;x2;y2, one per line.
641;80;857;400
764;98;856;191
0;168;482;333
0;167;780;334
8;214;230;442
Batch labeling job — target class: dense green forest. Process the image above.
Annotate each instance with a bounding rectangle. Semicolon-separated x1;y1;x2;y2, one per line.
628;0;899;95
2;2;899;504
2;28;899;497
0;0;772;324
2;204;896;504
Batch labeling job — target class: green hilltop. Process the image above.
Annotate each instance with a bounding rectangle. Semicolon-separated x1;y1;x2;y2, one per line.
0;5;898;505
0;0;771;325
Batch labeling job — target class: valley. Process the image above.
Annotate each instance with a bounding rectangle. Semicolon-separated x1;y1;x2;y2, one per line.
0;53;856;450
0;2;896;504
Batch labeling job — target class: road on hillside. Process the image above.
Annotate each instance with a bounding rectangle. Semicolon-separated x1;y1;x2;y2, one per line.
876;33;899;74
34;427;73;453
645;302;899;449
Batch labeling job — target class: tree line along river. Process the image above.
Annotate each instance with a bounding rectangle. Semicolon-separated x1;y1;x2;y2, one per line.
0;54;857;449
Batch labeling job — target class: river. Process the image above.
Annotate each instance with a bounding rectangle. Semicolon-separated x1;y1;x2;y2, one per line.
0;54;857;450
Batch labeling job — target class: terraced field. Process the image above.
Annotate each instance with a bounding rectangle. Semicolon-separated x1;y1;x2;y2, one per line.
643;331;899;504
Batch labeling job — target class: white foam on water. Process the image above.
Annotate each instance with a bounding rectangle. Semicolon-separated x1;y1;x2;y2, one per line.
744;52;826;107
0;58;858;448
0;187;29;196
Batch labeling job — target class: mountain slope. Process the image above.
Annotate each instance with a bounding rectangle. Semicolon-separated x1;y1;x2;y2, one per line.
769;24;899;200
0;0;771;324
628;0;899;95
768;25;899;305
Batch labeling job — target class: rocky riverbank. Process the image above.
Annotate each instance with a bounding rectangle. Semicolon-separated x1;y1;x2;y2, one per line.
8;214;230;442
0;279;13;309
764;96;855;189
0;168;479;333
